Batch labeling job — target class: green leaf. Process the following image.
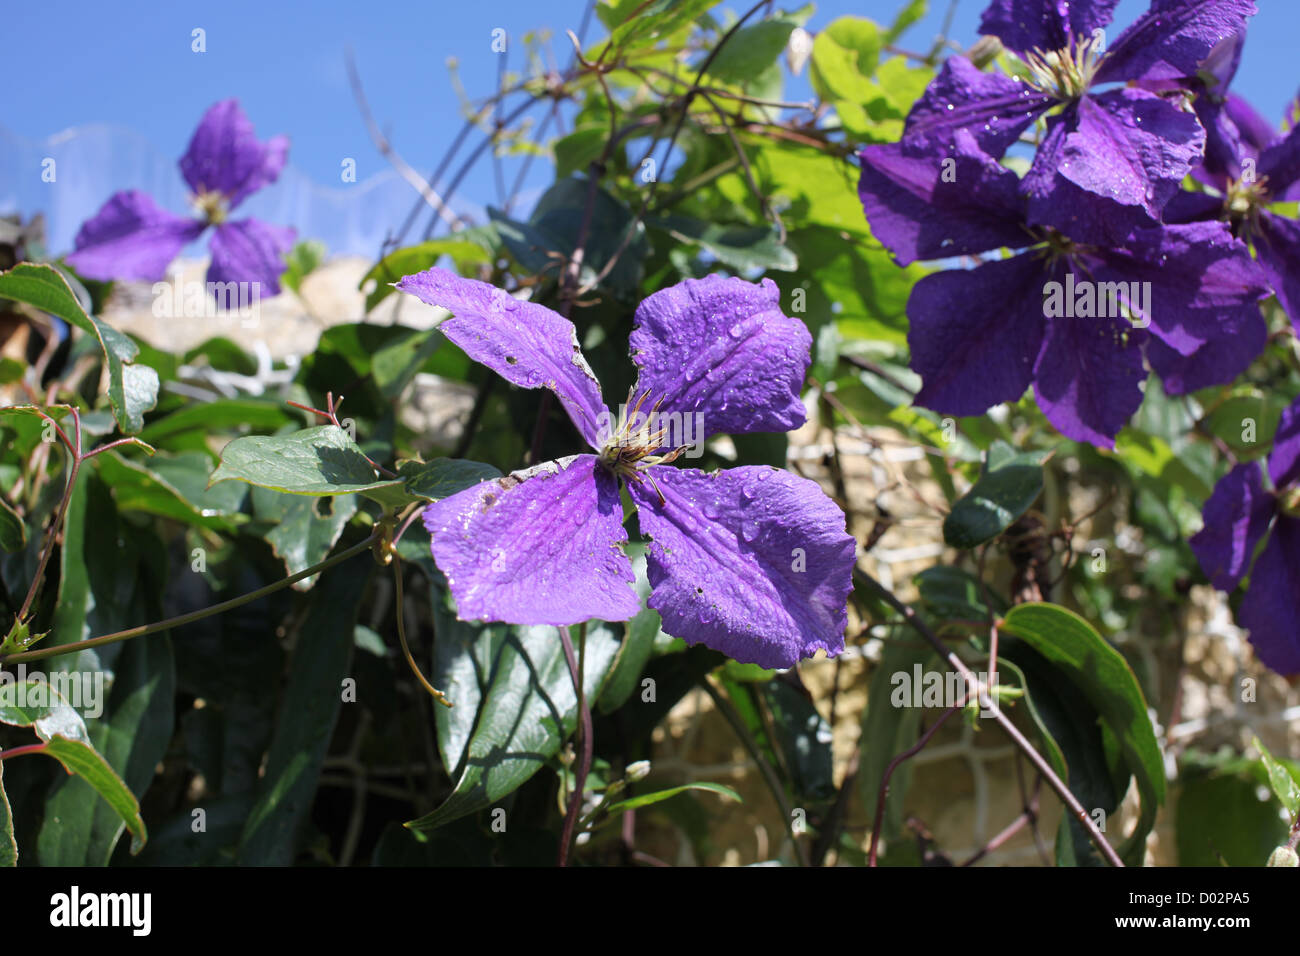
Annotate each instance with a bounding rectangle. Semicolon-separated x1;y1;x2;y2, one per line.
0;263;157;433
1177;767;1290;867
943;441;1050;549
859;636;934;841
0;494;24;552
415;589;623;832
137;398;293;451
764;678;835;805
92;450;247;531
42;736;148;855
554;126;608;180
810;17;882;104
884;0;927;43
1253;735;1300;818
705;18;798;83
238;554;369;864
1112;429;1213;501
605;782;740;814
210;424;407;509
398;458;501;501
361;233;497;312
999;603;1166;865
253;486;358;589
649;215;797;272
601;0;720;53
281;239;327;294
0;762;15;866
914;565;1006;621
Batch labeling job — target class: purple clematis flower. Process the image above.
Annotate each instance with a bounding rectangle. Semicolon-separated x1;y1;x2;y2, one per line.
902;0;1255;225
65;99;295;294
395;267;856;670
1164;39;1300;328
1190;395;1300;675
858;129;1269;447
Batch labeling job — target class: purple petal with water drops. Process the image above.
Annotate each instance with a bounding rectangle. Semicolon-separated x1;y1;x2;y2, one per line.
628;275;809;442
1091;221;1268;357
629;464;854;670
1267;395;1300;491
207;218;295;295
978;0;1119;55
179;99;290;210
1253;212;1300;325
1097;0;1256;86
1033;311;1147;448
1189;461;1273;591
857;129;1027;266
1238;514;1300;676
422;454;639;627
900;56;1051;159
65;190;205;282
1025;88;1204;220
397;267;609;449
907;252;1046;417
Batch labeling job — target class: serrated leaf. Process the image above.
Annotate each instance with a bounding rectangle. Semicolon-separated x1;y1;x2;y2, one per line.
0;263;157;433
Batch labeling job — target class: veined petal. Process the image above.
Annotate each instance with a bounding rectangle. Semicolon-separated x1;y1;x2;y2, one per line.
397;267;609;449
901;56;1051;158
1028;88;1204;220
907;253;1047;417
1238;515;1300;676
628;275;809;442
1253;212;1300;326
208;219;295;294
978;0;1119;55
629;465;854;670
1033;311;1147;448
179;99;289;210
1145;307;1265;394
65;190;204;282
1189;461;1273;591
1097;0;1257;86
1259;124;1300;200
1267;395;1300;491
857;129;1027;266
1091;221;1268;357
423;454;638;626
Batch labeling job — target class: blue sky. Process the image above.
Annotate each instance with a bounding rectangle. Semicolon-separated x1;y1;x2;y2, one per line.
4;0;1298;254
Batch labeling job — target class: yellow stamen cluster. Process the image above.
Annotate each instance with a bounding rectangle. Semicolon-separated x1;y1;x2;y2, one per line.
598;388;687;502
192;189;229;225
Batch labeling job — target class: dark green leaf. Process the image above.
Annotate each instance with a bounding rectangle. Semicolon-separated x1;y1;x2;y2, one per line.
943;441;1050;549
605;782;740;814
0;762;15;866
0;494;24;552
649;215;797;272
0;263;157;433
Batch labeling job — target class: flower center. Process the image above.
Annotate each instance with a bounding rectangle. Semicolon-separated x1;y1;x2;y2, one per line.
1224;173;1271;228
192;189;229;226
597;388;687;491
1279;485;1300;519
1023;34;1105;101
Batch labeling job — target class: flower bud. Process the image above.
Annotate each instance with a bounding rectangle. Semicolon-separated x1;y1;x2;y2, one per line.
1266;846;1298;868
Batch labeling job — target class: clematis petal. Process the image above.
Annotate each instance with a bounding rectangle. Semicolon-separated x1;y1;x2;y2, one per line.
1033;312;1147;448
629;465;854;670
628;275;809;442
1091;222;1268;357
1252;212;1300;325
857;129;1027;266
907;253;1046;417
397;267;609;449
1145;306;1266;394
1267;395;1300;491
1025;89;1204;220
179;99;289;210
1097;0;1257;86
900;56;1051;158
208;219;296;295
422;455;639;626
1259;125;1300;202
1237;515;1300;676
1189;461;1273;591
1196;92;1277;187
65;190;205;282
978;0;1119;55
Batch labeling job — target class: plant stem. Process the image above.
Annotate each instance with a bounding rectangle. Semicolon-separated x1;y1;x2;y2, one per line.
557;622;591;866
1;533;379;665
